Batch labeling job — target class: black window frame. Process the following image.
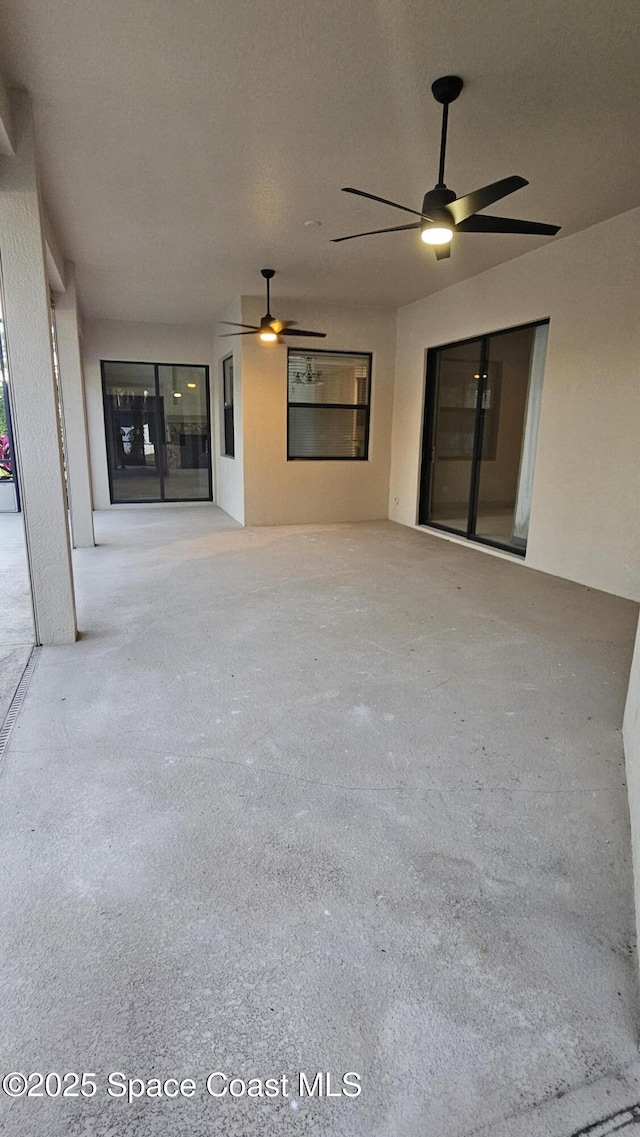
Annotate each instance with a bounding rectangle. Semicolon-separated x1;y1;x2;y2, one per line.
286;348;372;461
101;359;213;504
418;318;550;557
222;354;235;459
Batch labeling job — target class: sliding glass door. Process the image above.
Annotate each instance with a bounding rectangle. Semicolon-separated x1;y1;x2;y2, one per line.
424;336;484;535
102;361;212;503
419;320;548;555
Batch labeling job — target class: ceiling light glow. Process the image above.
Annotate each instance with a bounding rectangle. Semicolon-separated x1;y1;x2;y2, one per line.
421;226;453;246
259;330;278;343
173;392;182;397
187;382;197;388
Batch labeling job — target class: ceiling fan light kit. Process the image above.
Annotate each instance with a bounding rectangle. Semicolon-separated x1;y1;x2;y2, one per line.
332;74;560;259
421;225;454;246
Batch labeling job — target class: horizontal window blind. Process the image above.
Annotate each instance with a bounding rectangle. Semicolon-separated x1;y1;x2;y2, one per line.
289;407;368;459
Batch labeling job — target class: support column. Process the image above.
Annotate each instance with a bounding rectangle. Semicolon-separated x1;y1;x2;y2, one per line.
0;91;77;644
55;263;95;548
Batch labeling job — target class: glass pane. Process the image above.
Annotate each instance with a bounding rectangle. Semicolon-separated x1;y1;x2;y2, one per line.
0;298;34;652
475;326;537;549
222;356;234;457
288;352;369;406
103;363;161;502
288;407;367;459
158;366;210;500
512;324;548;548
0;380;15;483
223;356;233;405
428;339;483;532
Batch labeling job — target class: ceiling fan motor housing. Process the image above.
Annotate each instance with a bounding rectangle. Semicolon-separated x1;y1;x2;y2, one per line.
422;186;457;232
423;187;457;210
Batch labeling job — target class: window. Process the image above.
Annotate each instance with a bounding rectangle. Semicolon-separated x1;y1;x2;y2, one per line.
0;357;13;484
222;355;234;458
287;350;371;460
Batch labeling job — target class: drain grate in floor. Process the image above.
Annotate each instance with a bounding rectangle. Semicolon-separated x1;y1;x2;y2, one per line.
0;645;40;768
570;1103;640;1136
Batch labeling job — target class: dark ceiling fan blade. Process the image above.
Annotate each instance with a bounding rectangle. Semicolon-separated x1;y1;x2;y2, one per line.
278;328;327;338
342;187;430;220
434;243;451;260
456;214;560;235
332;222;421;243
219;321;260;329
446;176;529;226
220;331;259;337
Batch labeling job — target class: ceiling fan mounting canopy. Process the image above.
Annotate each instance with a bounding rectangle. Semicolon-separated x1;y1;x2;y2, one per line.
431;74;464;105
332;73;560;258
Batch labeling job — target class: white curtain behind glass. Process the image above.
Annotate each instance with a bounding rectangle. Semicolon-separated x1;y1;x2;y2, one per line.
512;323;549;546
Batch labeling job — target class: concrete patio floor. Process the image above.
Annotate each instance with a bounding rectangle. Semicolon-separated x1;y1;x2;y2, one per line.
0;506;639;1137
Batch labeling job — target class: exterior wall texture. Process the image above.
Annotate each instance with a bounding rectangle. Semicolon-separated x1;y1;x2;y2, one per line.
388;207;640;601
240;298;396;527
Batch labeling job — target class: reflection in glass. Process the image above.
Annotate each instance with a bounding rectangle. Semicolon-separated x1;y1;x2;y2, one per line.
222;356;234;458
474;326;536;547
511;324;548;547
158;366;210;500
103;363;161;502
103;363;211;503
421;322;548;553
428;338;483;533
0;294;34;651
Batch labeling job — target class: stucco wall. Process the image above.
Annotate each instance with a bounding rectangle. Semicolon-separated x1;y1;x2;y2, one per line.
240;298;396;526
0;91;76;643
211;298;244;525
388;207;640;600
82;319;215;510
624;616;640;975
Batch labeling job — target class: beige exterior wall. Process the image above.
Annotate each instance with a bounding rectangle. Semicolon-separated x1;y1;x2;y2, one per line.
388;207;640;600
240;298;396;526
211;298;244;525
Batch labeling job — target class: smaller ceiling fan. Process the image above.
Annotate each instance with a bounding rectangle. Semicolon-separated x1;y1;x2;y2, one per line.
332;75;560;259
219;269;326;343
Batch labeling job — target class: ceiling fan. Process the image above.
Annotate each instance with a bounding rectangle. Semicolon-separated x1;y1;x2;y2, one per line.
219;269;326;343
332;75;560;259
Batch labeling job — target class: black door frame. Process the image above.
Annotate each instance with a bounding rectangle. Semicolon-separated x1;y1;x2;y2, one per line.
101;360;213;504
418;318;549;557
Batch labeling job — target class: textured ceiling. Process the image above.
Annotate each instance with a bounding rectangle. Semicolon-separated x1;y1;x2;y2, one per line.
0;0;638;323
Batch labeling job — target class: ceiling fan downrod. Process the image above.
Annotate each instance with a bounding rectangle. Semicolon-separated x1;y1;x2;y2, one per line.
431;75;464;188
261;268;275;322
